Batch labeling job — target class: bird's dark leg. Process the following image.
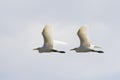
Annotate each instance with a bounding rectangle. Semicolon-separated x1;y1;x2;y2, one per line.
91;50;104;53
51;49;65;53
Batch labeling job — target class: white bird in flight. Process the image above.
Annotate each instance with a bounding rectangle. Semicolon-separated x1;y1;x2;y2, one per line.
33;24;65;53
71;25;104;53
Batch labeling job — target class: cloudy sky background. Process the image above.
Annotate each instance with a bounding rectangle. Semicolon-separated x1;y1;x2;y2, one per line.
0;0;120;80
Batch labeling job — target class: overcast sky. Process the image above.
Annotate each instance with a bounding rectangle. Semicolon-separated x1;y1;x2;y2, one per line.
0;0;120;80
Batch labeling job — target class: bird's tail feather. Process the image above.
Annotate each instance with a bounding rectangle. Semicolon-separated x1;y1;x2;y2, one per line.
91;50;104;53
52;49;65;53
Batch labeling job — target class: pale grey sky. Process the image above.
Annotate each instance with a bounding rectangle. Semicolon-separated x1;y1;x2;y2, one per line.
0;0;120;80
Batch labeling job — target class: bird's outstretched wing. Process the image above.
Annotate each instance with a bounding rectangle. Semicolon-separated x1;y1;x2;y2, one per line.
77;25;90;47
42;24;53;49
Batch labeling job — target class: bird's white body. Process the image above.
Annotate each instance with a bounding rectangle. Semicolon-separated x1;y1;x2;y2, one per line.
37;46;52;53
71;25;104;53
74;45;100;52
75;48;91;52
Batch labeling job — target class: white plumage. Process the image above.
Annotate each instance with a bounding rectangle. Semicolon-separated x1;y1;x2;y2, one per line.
71;25;104;53
33;24;65;53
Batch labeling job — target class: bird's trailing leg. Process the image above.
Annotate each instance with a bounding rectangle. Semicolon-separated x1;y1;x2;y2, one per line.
91;50;104;53
51;49;65;53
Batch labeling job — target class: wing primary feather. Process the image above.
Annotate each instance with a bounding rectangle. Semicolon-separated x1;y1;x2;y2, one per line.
42;24;53;48
77;25;90;47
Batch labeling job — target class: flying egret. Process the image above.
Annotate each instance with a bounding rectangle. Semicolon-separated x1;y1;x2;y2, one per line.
33;24;65;53
71;25;104;53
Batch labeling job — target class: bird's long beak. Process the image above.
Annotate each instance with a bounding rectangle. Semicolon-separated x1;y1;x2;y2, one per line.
70;48;75;51
33;48;38;50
